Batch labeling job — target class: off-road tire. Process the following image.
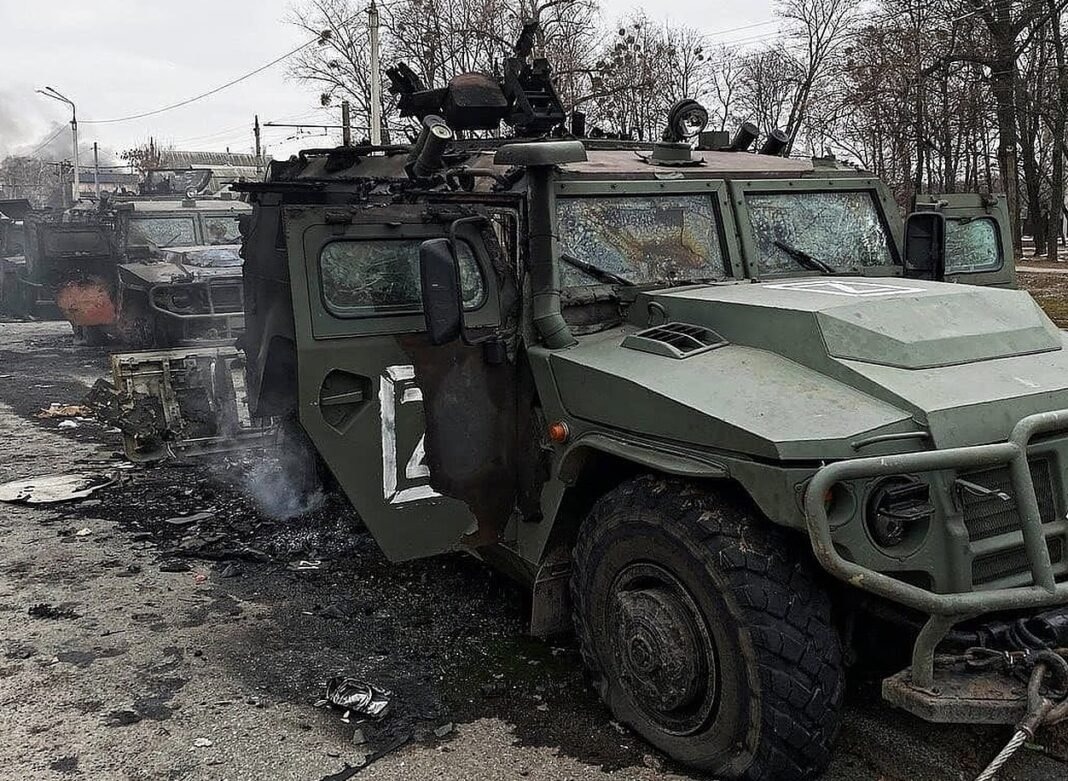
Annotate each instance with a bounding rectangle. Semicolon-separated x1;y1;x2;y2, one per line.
571;475;844;780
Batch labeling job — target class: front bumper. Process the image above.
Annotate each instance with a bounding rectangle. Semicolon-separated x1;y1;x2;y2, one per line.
804;409;1068;718
148;279;244;341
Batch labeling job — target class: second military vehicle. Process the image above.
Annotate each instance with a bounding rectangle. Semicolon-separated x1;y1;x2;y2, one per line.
17;194;249;346
231;35;1066;781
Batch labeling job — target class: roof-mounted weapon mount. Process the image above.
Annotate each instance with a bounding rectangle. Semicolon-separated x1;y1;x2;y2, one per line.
387;21;565;136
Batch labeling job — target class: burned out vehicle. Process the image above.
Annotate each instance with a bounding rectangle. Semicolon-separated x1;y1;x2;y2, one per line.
18;195;249;346
234;39;1065;781
19;209;119;334
111;196;250;346
0;200;29;313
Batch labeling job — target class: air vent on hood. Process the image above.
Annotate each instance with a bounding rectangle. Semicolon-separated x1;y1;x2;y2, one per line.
622;322;727;359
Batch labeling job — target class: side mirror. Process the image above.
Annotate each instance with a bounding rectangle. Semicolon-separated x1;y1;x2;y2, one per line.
419;238;462;345
903;211;946;281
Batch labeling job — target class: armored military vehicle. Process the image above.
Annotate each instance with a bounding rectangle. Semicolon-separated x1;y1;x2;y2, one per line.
233;34;1066;781
14;194;248;345
108;195;250;346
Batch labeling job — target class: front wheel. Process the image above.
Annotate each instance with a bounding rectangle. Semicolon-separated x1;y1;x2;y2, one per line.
571;475;844;780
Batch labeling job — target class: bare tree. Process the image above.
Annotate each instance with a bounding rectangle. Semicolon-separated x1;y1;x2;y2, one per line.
777;0;857;153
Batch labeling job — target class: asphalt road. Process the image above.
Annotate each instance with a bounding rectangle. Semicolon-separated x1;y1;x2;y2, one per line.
0;321;1065;781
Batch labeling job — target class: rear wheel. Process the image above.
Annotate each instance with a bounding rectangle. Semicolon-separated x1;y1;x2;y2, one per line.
571;475;844;780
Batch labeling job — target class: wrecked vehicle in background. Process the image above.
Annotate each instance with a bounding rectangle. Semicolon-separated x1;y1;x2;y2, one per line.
0;199;30;313
111;196;249;346
19;208;119;338
13;194;250;346
233;29;1064;781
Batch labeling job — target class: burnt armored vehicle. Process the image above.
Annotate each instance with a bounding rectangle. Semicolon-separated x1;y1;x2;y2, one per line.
18;195;249;345
108;195;250;346
235;42;1065;781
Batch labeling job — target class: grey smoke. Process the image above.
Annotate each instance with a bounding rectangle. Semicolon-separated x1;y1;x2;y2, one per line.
0;90;120;165
242;447;325;521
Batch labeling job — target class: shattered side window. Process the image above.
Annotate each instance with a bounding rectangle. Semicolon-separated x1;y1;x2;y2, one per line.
201;215;242;245
557;195;726;286
128;216;197;248
945;218;1001;273
745;191;896;275
320;239;484;316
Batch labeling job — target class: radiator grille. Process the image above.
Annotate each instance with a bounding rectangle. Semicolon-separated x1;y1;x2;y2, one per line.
973;537;1064;585
961;459;1057;541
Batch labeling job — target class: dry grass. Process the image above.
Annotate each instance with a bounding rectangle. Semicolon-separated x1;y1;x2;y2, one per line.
1018;270;1068;327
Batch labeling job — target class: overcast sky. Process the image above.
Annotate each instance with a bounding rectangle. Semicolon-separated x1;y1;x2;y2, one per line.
0;0;777;163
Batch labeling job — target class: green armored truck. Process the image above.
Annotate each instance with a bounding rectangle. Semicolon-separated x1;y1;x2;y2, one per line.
234;42;1066;781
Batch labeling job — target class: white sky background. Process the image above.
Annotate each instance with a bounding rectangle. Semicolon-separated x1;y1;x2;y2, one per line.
0;0;777;163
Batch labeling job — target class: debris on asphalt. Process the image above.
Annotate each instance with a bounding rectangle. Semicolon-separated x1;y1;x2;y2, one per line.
28;603;79;620
317;677;392;721
193;737;214;748
319;733;411;780
57;419;78;429
0;472;116;504
163;511;212;527
433;722;454;738
317;603;347;620
218;562;241;578
36;403;91;418
288;559;322;571
74;527;92;537
351;727;369;745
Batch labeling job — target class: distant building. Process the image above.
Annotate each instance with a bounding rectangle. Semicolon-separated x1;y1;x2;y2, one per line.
156;150;270;192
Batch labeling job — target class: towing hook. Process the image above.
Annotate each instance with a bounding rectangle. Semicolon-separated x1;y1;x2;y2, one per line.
1026;650;1068;727
974;650;1068;781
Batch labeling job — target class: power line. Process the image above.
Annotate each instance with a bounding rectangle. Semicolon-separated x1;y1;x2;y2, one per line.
27;125;66;156
79;14;363;126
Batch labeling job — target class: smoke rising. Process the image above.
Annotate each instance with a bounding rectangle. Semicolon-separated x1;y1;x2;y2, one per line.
242;441;326;521
0;89;119;164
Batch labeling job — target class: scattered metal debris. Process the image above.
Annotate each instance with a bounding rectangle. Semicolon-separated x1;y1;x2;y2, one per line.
86;347;275;463
317;677;392;722
433;722;454;738
288;559;322;572
57;419;78;429
36;403;92;418
163;511;212;527
0;472;115;504
193;737;213;748
74;527;92;537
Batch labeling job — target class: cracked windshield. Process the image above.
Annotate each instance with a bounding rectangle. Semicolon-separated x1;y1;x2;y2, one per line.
127;215;197;248
202;215;242;245
745;191;896;275
557;195;726;286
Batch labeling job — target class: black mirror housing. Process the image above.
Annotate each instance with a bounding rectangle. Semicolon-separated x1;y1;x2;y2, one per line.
903;211;946;281
419;238;463;345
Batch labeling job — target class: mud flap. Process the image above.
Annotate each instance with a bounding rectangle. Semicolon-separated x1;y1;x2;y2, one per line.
88;346;274;462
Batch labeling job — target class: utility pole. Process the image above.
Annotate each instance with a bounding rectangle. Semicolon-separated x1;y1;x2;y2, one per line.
36;86;79;202
368;0;382;146
341;101;352;146
254;114;262;175
93;142;100;199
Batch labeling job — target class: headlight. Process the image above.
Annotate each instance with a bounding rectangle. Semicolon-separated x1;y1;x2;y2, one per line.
865;477;933;548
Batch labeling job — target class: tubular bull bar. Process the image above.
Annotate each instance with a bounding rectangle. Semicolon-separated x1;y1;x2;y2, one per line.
148;279;244;322
803;409;1068;693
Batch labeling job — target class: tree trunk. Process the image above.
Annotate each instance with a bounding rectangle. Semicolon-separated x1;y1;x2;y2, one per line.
1048;1;1067;262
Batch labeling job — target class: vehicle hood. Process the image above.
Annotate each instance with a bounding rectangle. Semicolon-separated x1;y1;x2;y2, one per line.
118;245;243;286
548;277;1068;459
